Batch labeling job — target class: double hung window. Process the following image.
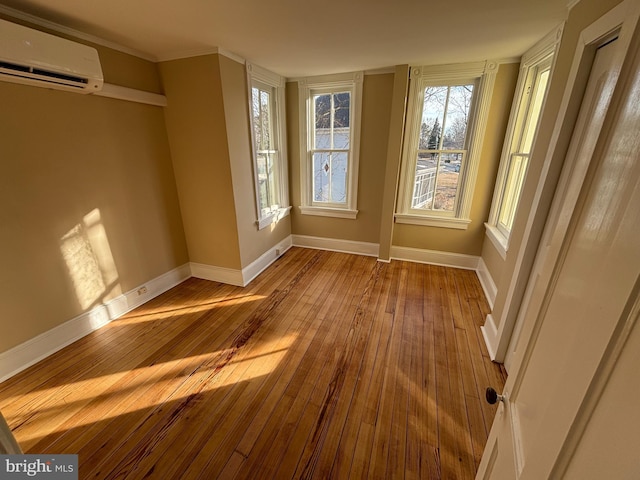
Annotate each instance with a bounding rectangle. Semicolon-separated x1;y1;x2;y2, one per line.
396;62;497;229
298;72;363;219
247;63;290;229
486;32;559;254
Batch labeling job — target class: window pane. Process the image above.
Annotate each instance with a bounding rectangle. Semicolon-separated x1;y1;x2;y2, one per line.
412;153;437;209
443;84;474;150
520;69;550;154
312;152;347;204
421;87;447;151
313;152;331;202
314;94;331;149
267;152;279;208
257;151;279;215
257;153;269;212
260;90;271;149
330;152;348;203
315;94;331;129
434;159;460;212
252;87;273;151
332;92;351;149
252;87;262;149
499;153;529;230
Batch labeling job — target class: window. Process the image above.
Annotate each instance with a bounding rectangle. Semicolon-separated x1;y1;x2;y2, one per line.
298;72;363;219
396;62;498;229
247;63;290;230
486;33;558;254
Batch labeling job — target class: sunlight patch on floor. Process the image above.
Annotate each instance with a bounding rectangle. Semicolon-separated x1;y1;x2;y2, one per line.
9;333;298;448
119;294;267;324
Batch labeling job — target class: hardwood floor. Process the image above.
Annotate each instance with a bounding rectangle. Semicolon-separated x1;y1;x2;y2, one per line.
0;247;507;479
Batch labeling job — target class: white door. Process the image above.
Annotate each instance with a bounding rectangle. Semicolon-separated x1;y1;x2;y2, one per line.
476;11;640;480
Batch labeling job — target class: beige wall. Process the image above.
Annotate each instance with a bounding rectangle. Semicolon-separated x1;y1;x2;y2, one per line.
481;237;505;287
487;0;625;329
218;56;291;268
161;54;291;271
392;63;519;256
97;48;163;93
0;73;188;352
286;73;395;244
159;55;242;270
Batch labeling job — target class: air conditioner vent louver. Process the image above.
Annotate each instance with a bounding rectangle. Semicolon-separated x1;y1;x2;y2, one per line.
0;61;89;88
0;19;103;94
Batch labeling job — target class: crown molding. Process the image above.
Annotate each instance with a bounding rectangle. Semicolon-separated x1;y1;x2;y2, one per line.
0;4;156;62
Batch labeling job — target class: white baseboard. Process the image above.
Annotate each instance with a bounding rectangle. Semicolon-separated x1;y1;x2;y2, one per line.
390;245;479;270
476;257;497;310
292;234;379;257
481;314;499;361
191;236;293;287
241;236;293;286
0;263;191;383
190;262;244;287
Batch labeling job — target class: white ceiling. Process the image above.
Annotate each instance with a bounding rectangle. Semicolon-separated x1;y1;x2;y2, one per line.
0;0;569;77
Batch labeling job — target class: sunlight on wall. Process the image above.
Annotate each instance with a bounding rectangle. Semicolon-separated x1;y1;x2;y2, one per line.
60;209;121;310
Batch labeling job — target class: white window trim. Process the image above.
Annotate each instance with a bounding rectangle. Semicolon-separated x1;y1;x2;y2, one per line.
246;62;291;230
298;71;363;219
486;26;563;254
395;61;498;229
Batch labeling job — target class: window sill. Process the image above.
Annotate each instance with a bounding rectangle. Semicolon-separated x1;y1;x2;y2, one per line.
256;206;292;230
299;206;358;219
394;213;470;230
484;223;508;259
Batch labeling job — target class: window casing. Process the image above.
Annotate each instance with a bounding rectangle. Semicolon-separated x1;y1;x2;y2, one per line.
298;72;363;219
396;62;498;229
247;63;290;230
486;32;559;254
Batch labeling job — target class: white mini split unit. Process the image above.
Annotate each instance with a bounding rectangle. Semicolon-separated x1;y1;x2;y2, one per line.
0;18;103;94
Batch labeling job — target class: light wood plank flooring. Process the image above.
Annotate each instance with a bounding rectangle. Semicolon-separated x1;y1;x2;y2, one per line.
1;247;506;479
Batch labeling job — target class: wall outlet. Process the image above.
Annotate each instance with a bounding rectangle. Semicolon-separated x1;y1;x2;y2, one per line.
137;286;148;296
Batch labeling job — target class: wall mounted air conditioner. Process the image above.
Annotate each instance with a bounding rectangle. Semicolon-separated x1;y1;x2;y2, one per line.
0;19;103;94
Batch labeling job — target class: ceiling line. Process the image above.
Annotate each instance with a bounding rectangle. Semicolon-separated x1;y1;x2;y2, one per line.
0;4;157;62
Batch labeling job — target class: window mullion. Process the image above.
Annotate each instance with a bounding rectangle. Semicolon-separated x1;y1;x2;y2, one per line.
328;151;333;202
431;153;442;212
439;87;451;150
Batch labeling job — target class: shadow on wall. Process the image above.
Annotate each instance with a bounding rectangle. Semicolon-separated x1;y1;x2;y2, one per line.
59;208;121;312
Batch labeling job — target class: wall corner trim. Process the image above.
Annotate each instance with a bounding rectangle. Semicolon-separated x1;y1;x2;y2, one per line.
0;263;191;383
